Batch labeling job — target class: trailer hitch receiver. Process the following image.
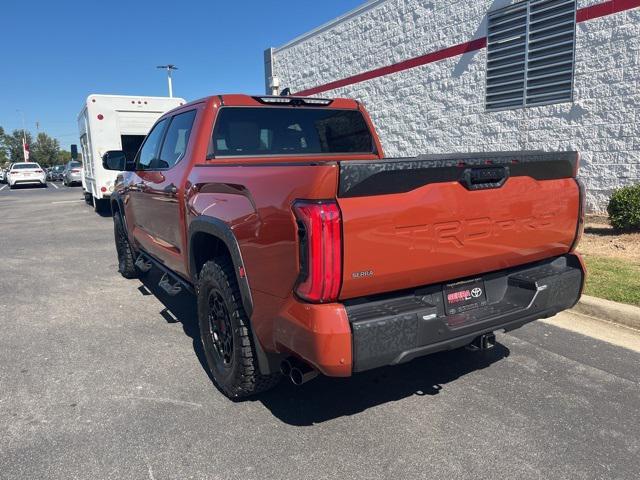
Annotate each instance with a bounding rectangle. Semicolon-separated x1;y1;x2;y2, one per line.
466;332;496;351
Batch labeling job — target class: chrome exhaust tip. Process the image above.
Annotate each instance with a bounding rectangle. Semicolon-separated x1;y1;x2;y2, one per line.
290;366;318;386
280;359;292;377
281;357;318;385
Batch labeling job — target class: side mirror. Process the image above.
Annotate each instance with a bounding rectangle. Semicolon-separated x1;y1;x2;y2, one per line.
102;151;134;171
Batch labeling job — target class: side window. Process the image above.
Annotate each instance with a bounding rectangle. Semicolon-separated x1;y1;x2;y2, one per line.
136;118;168;170
158;110;197;169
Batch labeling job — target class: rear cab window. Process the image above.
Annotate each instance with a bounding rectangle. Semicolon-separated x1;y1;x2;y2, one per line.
209;107;374;157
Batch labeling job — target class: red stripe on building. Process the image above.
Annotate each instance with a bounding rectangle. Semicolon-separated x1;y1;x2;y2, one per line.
578;0;640;21
296;0;640;96
297;37;486;96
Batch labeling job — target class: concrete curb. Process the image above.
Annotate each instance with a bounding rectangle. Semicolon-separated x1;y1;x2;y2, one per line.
572;295;640;331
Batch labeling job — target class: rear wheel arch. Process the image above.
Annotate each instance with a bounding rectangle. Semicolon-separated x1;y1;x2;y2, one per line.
188;217;253;318
188;217;281;376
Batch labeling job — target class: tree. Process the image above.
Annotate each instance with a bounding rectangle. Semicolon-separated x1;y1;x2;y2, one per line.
0;127;9;165
31;132;60;167
57;149;71;165
4;129;33;163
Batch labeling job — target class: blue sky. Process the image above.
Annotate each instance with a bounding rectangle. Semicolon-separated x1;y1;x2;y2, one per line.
0;0;363;150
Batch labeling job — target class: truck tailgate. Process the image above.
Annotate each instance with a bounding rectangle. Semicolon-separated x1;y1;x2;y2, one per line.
337;152;581;300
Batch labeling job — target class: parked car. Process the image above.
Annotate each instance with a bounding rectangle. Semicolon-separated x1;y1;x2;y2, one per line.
7;162;47;188
62;161;83;186
102;94;586;399
48;165;64;181
0;169;6;183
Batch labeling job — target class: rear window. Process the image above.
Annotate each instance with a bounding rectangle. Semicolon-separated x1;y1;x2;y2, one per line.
210;107;374;157
13;163;41;169
70;162;82;168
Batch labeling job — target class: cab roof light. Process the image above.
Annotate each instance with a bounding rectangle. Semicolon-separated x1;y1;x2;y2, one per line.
254;96;333;106
258;97;292;104
302;98;332;106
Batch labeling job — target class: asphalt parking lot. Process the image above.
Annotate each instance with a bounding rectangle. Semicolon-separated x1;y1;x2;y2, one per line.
1;186;639;480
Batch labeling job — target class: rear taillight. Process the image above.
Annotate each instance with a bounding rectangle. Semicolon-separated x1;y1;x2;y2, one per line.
292;200;342;303
72;169;81;173
35;170;43;173
570;177;586;252
10;171;18;174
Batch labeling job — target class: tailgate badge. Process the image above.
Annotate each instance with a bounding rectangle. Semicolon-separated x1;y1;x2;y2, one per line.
351;270;374;279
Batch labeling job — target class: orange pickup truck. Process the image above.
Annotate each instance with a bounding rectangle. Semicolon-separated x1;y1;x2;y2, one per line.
102;94;585;398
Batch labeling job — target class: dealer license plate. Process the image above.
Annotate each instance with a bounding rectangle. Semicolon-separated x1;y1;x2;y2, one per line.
444;278;487;315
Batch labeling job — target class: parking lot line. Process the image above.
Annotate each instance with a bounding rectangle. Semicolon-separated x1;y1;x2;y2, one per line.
0;185;6;192
50;199;84;204
49;182;59;189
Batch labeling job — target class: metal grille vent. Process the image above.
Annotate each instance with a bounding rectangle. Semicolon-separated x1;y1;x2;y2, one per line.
486;0;576;111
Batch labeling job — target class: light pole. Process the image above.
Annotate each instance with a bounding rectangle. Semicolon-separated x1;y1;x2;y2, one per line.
156;64;178;97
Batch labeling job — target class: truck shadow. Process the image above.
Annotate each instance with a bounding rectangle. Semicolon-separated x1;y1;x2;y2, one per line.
257;344;509;426
139;271;510;426
139;271;215;385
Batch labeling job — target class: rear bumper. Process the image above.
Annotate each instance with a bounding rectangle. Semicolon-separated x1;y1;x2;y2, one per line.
10;178;46;185
273;254;584;376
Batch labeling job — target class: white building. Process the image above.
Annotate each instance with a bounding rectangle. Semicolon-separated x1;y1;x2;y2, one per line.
265;0;640;212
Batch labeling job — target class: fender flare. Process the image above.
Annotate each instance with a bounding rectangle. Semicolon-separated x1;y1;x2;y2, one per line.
188;217;280;375
109;191;130;235
110;192;144;259
109;191;125;218
188;216;254;318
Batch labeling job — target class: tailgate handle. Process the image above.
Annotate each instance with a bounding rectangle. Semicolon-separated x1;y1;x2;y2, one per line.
461;166;509;190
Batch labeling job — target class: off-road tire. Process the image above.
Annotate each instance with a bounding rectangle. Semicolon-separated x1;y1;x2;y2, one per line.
113;214;138;279
197;258;280;398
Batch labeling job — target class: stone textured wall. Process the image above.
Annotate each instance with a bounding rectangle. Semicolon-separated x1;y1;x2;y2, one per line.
271;0;640;212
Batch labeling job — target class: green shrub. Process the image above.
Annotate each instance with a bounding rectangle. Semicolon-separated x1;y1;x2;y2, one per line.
607;184;640;231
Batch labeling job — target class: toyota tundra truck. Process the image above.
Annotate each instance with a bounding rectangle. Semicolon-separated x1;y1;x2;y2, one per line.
102;94;585;399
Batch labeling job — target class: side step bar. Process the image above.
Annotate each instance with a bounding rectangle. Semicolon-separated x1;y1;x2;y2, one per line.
159;273;183;296
135;256;152;273
136;251;195;296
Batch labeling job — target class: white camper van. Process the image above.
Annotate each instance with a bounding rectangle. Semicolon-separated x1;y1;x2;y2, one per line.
77;94;185;212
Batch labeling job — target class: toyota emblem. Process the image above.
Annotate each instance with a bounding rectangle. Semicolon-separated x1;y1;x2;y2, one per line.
471;287;482;298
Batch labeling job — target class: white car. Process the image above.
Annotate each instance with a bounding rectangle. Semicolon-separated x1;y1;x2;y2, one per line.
7;162;47;189
0;169;5;183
